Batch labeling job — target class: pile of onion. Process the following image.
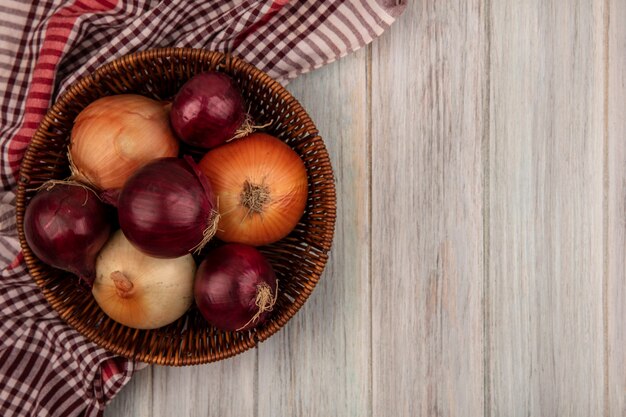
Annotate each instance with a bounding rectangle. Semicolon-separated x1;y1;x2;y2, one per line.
69;94;179;193
23;71;317;334
199;132;308;246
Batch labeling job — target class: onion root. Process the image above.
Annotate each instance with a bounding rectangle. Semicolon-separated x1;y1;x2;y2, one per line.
67;149;80;178
236;281;278;331
36;179;98;206
67;150;95;189
240;180;271;215
228;115;272;142
192;210;221;254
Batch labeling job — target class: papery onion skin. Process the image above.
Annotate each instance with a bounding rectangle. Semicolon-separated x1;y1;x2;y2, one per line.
118;157;218;258
194;243;277;331
198;133;308;246
24;182;112;285
170;72;246;149
70;94;179;191
93;230;196;329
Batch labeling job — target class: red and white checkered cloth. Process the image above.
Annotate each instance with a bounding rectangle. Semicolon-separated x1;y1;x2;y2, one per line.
0;1;405;415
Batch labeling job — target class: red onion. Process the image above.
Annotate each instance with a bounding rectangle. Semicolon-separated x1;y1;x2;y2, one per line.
23;182;112;285
170;72;247;149
117;157;219;258
194;244;278;331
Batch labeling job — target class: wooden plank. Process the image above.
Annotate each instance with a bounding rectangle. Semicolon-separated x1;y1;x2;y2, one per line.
151;350;256;417
257;49;371;417
370;1;487;416
607;0;625;414
104;367;152;417
487;1;606;416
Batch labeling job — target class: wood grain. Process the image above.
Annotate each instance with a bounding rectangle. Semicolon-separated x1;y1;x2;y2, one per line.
487;1;606;416
106;351;257;417
105;1;626;416
607;0;625;414
105;366;152;416
370;1;487;416
257;48;370;417
151;350;256;417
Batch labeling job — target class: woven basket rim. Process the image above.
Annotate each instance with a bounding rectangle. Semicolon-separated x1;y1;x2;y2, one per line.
15;48;337;365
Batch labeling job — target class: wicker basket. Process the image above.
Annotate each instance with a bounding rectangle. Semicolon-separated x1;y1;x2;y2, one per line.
15;48;336;365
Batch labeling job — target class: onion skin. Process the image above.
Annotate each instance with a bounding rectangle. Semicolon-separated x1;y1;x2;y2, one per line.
194;244;277;331
70;94;179;191
93;230;196;329
118;157;218;258
24;182;112;285
199;133;308;246
170;72;246;149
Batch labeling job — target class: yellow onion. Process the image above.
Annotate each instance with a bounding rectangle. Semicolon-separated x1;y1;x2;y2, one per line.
93;230;196;329
69;94;179;191
199;133;308;246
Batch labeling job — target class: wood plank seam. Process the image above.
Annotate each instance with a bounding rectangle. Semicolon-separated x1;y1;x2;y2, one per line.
366;41;374;417
602;0;610;416
483;0;492;415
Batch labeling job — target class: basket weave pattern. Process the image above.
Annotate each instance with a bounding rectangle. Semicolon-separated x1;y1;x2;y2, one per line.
15;48;336;365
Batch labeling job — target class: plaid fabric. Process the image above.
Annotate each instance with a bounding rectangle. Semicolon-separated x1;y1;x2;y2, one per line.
0;0;405;416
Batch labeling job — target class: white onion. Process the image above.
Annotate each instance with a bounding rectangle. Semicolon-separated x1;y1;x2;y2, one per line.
93;230;196;329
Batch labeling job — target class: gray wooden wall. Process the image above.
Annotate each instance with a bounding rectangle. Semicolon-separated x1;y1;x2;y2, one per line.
106;0;626;415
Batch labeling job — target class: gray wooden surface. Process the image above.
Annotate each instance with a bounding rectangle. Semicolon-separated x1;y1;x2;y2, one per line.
106;0;626;416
